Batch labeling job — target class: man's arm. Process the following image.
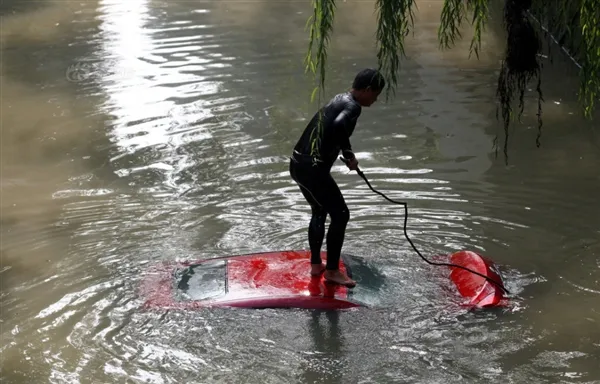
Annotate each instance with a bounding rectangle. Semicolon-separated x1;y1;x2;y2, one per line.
332;102;361;160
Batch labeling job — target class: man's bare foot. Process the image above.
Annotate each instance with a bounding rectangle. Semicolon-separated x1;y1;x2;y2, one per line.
310;263;326;276
324;270;356;288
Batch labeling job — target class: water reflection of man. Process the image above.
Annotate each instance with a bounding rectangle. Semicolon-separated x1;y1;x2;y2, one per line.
299;310;344;384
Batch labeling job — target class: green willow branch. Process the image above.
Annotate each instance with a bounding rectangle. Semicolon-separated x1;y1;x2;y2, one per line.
305;0;336;103
579;0;600;118
304;0;337;160
527;0;599;118
439;0;466;50
531;0;582;59
376;0;417;100
466;0;489;59
438;0;488;58
303;0;599;162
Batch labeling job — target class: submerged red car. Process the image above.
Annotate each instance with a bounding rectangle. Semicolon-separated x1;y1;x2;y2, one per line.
140;250;387;310
139;249;507;310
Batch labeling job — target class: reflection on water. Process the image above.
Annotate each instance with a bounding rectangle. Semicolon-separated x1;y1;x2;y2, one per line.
1;0;599;383
300;311;344;384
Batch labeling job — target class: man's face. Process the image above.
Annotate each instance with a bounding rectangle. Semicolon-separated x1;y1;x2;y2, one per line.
360;88;382;107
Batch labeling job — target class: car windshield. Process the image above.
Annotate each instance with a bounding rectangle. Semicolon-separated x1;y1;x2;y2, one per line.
174;259;227;301
342;254;387;307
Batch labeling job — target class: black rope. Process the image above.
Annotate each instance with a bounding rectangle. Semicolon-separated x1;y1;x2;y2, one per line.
343;159;510;295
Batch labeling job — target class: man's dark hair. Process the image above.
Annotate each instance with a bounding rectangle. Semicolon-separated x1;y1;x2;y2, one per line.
352;68;385;92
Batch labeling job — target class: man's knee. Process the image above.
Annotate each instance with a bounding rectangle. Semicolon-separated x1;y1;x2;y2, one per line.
311;207;327;225
330;206;350;225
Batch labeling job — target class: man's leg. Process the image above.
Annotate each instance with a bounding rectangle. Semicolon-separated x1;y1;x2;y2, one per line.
298;186;327;274
325;199;349;271
290;160;355;286
290;160;327;274
308;204;327;269
317;175;355;287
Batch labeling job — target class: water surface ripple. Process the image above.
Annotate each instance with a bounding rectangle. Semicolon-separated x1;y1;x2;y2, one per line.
1;1;599;383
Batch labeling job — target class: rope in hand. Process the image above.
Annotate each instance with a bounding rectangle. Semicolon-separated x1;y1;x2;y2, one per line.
340;157;510;295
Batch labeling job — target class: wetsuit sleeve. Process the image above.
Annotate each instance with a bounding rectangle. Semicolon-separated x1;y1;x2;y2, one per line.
332;102;361;160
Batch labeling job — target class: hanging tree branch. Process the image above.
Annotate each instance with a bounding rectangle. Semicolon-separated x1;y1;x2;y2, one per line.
498;1;543;162
305;0;336;105
579;0;600;118
304;0;337;161
439;0;466;50
375;0;417;100
466;0;489;59
304;0;599;163
529;0;600;118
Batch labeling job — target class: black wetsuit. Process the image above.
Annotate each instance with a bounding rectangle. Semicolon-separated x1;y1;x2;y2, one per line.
289;92;362;270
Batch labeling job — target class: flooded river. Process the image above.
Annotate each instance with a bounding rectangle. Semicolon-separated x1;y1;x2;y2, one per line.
1;0;599;383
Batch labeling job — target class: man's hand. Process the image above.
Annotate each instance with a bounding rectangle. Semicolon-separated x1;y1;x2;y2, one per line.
347;157;359;170
341;156;359;170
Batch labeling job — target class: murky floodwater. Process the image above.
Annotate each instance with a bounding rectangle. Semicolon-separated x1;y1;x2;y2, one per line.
1;0;599;383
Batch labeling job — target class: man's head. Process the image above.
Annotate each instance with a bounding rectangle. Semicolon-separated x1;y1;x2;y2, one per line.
351;68;385;107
